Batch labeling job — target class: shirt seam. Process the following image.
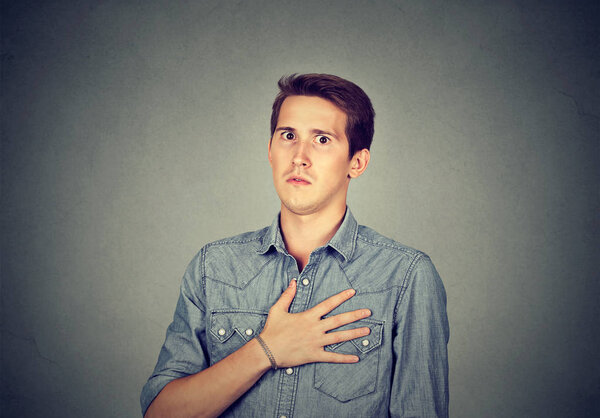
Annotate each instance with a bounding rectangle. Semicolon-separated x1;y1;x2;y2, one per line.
205;235;264;248
393;252;425;324
200;246;207;304
355;233;420;257
204;257;277;290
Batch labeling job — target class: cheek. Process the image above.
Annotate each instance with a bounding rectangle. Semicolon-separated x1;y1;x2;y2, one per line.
327;157;351;177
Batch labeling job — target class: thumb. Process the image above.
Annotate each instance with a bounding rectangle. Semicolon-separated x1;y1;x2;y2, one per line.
274;279;297;312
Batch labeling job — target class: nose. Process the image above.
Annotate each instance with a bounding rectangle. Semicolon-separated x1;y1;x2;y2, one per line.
292;140;311;167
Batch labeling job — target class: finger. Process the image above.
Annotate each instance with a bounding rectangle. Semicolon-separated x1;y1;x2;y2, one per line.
272;279;297;312
320;309;371;331
318;351;360;364
311;288;355;317
322;327;371;346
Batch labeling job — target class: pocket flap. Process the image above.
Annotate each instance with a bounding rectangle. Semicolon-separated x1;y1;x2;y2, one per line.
210;310;268;343
349;319;383;354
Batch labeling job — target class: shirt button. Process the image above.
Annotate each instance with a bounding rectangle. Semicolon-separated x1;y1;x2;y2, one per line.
302;278;310;286
285;367;294;375
245;328;253;336
218;328;226;336
361;339;370;347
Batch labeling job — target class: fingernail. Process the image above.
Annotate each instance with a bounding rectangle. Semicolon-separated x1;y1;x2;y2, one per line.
353;356;360;362
364;309;371;317
348;289;356;296
289;279;296;287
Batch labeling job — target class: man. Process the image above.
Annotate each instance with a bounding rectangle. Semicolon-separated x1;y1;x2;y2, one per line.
141;74;449;417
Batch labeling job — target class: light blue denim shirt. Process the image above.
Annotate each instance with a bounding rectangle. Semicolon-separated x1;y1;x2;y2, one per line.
141;209;449;417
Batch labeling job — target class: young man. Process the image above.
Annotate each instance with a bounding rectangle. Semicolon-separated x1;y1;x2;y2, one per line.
141;74;449;417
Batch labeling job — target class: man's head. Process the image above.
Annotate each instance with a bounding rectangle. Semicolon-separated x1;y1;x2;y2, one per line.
270;73;375;159
268;74;374;217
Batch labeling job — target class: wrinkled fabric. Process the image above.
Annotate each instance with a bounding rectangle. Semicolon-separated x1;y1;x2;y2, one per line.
141;208;449;417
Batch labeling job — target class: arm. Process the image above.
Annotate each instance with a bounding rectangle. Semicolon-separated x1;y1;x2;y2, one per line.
144;279;372;418
389;254;449;418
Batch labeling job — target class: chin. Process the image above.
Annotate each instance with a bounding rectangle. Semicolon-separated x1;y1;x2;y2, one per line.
280;199;320;216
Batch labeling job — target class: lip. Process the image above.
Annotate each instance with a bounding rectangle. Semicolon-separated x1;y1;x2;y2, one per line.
286;175;311;185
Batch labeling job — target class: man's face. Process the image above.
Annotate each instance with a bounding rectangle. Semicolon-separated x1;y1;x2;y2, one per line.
268;95;356;217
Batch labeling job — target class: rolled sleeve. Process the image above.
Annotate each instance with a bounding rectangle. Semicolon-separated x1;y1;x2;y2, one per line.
390;254;449;418
140;249;209;416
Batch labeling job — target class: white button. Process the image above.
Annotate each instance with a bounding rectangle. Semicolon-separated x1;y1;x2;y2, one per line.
285;368;294;375
218;328;226;336
362;339;370;347
302;278;310;286
245;328;253;336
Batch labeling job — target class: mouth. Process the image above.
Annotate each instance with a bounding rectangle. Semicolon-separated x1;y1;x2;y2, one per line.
287;176;311;185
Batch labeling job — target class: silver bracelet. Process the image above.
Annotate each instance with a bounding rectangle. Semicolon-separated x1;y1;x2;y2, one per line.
255;335;278;370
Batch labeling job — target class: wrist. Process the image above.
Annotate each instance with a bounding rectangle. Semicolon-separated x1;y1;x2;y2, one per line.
247;337;272;373
255;334;278;370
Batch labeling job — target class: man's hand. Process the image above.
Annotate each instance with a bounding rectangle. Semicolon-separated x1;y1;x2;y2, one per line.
259;279;371;367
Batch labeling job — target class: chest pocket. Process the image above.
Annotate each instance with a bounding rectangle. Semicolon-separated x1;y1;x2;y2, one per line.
314;318;384;402
209;310;268;365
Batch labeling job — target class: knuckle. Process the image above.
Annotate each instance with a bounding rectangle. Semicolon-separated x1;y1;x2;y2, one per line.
331;315;342;328
355;327;369;337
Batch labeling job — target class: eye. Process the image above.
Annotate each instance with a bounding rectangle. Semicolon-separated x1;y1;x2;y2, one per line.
316;135;330;144
282;131;295;140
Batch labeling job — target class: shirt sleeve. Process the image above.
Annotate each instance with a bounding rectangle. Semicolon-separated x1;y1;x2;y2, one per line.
389;253;450;418
140;249;209;416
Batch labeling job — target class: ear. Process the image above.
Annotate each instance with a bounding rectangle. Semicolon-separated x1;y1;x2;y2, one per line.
348;149;370;179
268;137;273;165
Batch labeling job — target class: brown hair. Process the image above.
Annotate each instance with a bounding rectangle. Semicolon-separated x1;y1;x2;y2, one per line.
270;73;375;158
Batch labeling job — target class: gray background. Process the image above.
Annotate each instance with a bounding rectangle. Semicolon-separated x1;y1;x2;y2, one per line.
2;0;598;417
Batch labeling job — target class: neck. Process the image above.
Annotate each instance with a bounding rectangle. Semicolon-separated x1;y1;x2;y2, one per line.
279;204;347;272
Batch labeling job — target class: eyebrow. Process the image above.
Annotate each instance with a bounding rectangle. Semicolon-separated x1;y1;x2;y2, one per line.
275;127;339;139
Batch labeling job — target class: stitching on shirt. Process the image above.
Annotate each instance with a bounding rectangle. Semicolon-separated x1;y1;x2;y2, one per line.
349;220;358;259
333;257;363;288
276;369;286;417
211;308;269;315
357;285;401;296
200;246;207;302
335;256;403;294
205;235;264;248
394;253;424;323
356;234;419;257
204;256;277;289
289;361;299;418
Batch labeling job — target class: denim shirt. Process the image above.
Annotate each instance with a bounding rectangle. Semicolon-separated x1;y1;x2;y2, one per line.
141;209;449;417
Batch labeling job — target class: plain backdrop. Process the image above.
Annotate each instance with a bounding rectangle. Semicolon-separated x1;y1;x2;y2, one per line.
2;1;599;417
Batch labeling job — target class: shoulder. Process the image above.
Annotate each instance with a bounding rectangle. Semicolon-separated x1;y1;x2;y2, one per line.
354;225;446;309
183;227;268;273
337;224;434;291
351;224;445;290
203;227;268;252
190;226;273;288
355;224;427;267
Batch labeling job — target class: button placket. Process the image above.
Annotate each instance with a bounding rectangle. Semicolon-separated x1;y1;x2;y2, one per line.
274;258;307;418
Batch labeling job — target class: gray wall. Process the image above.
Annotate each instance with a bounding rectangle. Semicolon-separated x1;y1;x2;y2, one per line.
2;1;598;417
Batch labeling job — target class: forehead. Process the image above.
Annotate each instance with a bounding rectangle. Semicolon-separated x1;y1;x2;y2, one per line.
277;96;347;134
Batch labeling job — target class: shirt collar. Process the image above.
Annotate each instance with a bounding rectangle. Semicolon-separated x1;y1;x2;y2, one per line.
257;207;358;262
